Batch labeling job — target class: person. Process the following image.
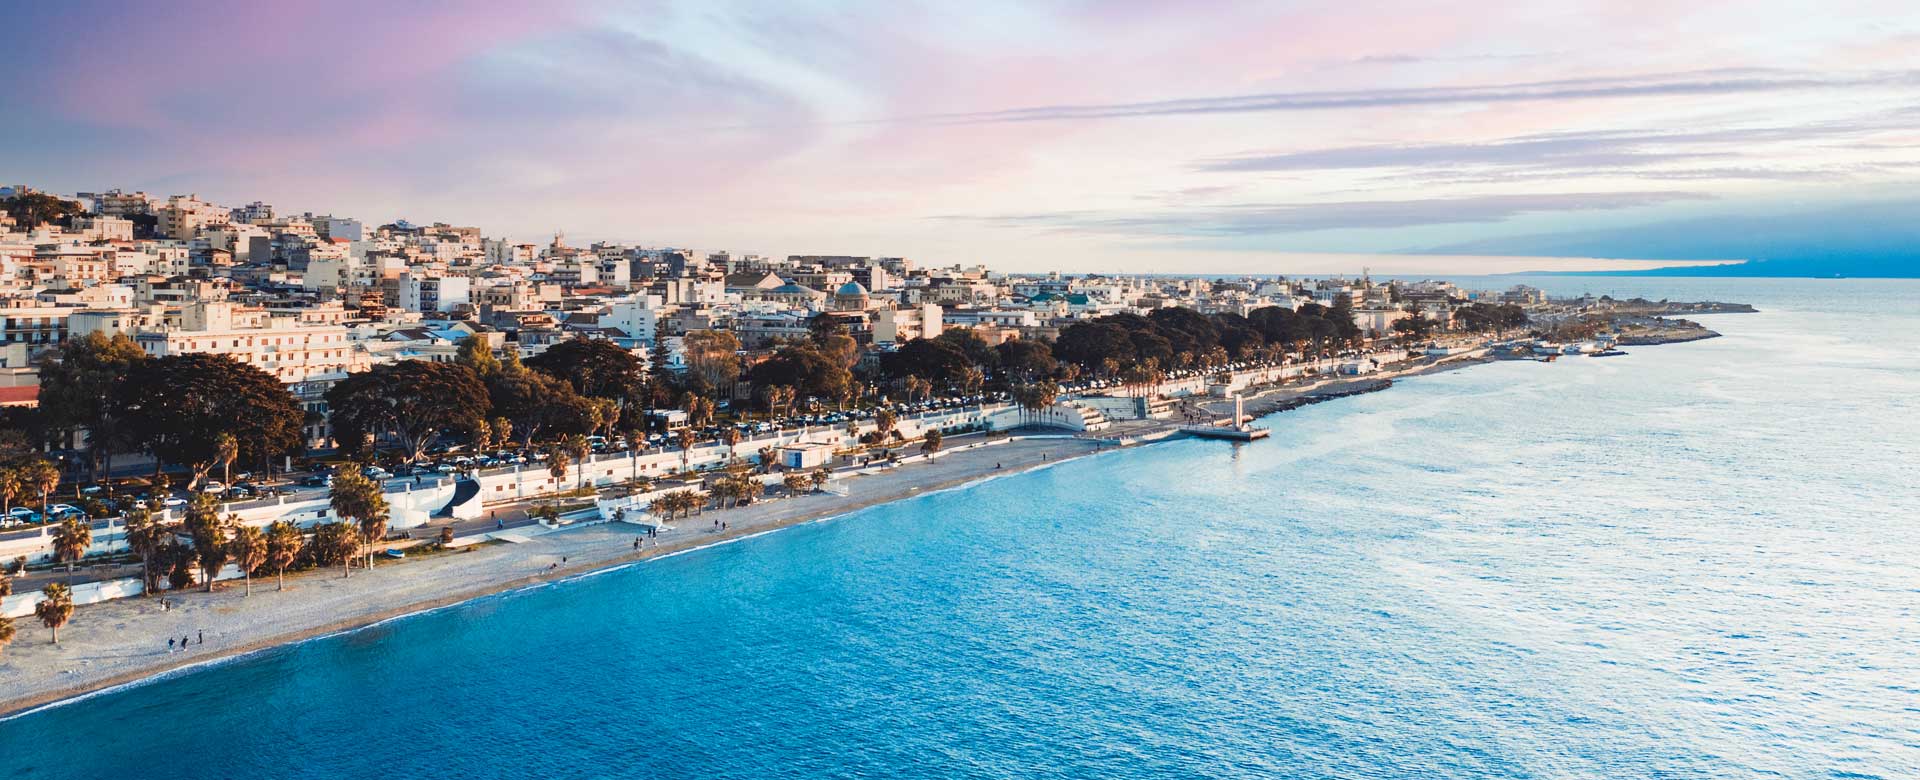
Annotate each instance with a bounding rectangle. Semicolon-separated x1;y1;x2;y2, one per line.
497;518;505;530
633;538;640;551
181;635;189;650
561;556;567;564
198;630;204;645
168;637;176;653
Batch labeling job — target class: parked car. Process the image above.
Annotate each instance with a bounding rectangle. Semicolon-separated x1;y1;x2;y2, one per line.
7;506;40;522
48;503;84;518
201;481;227;494
161;497;187;509
362;467;392;480
300;475;333;488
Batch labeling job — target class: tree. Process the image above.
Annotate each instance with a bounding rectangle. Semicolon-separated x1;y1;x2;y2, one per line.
37;333;147;481
117;354;304;490
183;496;231;592
330;471;389;572
454;334;501;376
265;520;303;591
880;338;971;388
721;428;741;462
545;442;573;489
681;330;741;397
809;467;832;493
52;516;91;585
875;408;898;438
35;582;74;644
996;339;1057;382
748;345;852;402
227;524;268;596
783;473;811;496
675;427;696;472
122;506;169;596
934;327;999;370
1;568;10;653
1;192;84;228
922;429;943;454
526;338;644;400
486;363;595;446
759;384;797;420
214;432;239;488
312;522;359;578
19;457;59;521
327;360;489;464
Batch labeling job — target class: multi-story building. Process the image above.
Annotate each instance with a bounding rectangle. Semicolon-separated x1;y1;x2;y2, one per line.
155;194;230;240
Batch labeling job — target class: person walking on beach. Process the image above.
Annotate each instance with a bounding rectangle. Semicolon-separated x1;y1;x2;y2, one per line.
181;635;189;650
634;538;640;551
198;630;204;645
168;637;176;653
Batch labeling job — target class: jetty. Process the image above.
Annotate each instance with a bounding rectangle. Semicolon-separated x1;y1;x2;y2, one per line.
1182;394;1271;441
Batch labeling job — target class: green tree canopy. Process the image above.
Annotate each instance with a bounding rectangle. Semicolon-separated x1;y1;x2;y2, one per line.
116;354;304;489
526;338;644;401
327;360;489;463
37;333;148;480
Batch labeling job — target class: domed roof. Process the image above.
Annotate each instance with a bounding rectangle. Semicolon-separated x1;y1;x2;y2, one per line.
772;283;821;295
836;280;869;296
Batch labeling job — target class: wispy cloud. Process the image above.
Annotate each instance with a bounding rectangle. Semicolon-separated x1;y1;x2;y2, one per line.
891;68;1919;125
943;191;1712;238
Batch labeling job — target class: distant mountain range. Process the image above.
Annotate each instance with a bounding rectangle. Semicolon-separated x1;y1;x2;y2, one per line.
1423;200;1919;278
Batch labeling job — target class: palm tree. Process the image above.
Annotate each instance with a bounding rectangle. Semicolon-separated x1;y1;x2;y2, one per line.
265;520;303;591
676;428;695;473
0;614;14;656
922;429;943;455
809;467;832;493
36;582;74;644
329;471;389;572
313;522;357;579
214;432;239;490
545;443;572;491
783;473;810;496
0;465;20;515
123;506;176;596
183;499;231;592
875;408;897;438
721;428;741;463
52;516;91;585
21;458;59;521
710;477;739;509
756;446;777;475
563;433;590;490
228;524;268;596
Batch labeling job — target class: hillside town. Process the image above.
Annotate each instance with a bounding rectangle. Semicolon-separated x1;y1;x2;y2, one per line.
0;183;1576;669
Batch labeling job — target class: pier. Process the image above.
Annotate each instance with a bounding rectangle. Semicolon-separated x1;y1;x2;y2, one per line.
1181;393;1270;441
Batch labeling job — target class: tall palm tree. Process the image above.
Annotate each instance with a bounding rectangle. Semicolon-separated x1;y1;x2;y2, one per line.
545;444;571;492
721;428;741;464
313;521;357;579
35;582;74;644
0;569;12;652
809;467;832;493
183;498;231;592
564;434;590;490
228;524;268;597
329;471;389;572
0;465;20;515
783;473;810;496
122;506;173;596
52;516;91;585
214;432;239;490
21;458;59;521
264;520;303;591
676;428;695;473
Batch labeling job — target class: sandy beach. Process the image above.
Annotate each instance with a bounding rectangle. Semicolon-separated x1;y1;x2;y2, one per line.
0;348;1498;718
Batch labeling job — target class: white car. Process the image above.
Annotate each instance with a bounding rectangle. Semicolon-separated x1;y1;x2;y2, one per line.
162;497;187;509
201;481;227;494
49;503;83;518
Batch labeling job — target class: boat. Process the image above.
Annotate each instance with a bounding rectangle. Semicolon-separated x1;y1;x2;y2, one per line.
1593;349;1629;357
382;548;406;559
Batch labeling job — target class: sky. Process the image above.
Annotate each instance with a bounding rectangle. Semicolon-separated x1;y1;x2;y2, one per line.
2;0;1917;276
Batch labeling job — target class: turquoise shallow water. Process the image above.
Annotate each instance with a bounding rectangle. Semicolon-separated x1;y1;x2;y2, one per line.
2;278;1917;779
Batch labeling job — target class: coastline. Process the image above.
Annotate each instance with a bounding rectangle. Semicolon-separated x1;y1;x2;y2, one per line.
0;347;1556;719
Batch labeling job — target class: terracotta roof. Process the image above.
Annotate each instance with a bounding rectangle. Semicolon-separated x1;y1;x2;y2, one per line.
0;386;39;407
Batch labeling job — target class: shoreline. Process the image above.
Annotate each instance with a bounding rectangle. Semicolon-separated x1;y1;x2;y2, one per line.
0;346;1573;718
0;436;1111;719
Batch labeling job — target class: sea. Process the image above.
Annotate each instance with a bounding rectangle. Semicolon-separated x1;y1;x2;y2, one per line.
1;277;1915;779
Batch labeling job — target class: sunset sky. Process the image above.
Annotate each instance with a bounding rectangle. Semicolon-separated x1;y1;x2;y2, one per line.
3;1;1916;274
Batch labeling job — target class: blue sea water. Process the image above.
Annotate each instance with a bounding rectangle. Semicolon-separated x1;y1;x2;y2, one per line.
3;278;1917;779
